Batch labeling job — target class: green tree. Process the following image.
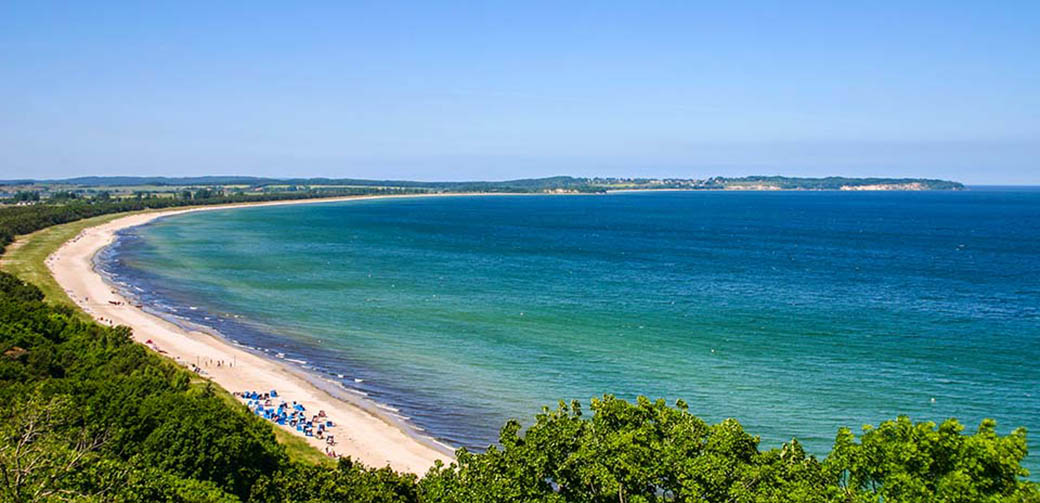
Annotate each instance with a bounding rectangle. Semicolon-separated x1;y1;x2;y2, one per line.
48;191;79;202
12;191;40;203
420;396;837;503
249;457;418;503
132;387;286;499
826;416;1039;502
421;396;1037;503
0;394;109;503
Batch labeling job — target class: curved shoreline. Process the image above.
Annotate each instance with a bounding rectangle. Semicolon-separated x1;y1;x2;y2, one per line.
44;194;502;473
94;236;460;455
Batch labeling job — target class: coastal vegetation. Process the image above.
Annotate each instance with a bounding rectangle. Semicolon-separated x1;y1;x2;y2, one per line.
1;212;139;307
0;175;964;207
1;199;1035;502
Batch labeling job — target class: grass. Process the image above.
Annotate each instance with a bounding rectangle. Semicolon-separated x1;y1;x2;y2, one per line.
0;209;334;465
207;380;334;466
273;425;337;466
0;211;149;309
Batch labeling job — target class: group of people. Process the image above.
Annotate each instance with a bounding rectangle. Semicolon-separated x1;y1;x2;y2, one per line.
237;390;339;455
197;356;232;368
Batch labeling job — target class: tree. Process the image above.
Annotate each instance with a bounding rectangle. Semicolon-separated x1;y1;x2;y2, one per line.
421;396;1037;502
249;457;419;503
47;191;79;202
12;191;40;203
132;387;286;499
420;396;837;503
0;394;109;503
826;416;1039;503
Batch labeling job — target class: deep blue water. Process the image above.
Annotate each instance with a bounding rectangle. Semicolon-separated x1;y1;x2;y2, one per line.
99;190;1040;469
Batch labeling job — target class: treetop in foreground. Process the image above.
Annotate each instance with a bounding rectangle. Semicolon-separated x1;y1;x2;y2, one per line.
421;396;1036;502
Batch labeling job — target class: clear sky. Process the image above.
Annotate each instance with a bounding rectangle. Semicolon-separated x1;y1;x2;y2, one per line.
1;1;1038;184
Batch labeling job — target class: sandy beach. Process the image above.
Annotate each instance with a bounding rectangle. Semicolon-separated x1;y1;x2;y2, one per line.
44;195;463;474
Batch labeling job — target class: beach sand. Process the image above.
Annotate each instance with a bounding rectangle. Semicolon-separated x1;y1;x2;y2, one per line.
44;195;462;474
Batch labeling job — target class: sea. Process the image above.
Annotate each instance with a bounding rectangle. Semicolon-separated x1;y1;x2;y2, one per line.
96;189;1040;469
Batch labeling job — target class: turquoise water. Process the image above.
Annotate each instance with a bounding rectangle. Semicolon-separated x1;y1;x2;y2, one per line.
101;191;1040;467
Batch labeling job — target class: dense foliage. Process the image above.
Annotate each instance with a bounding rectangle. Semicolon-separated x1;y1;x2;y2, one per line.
0;271;418;502
422;398;1037;502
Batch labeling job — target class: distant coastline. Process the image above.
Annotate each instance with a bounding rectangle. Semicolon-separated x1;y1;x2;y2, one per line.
1;175;965;202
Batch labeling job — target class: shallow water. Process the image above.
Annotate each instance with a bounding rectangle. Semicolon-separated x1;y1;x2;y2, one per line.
99;190;1040;469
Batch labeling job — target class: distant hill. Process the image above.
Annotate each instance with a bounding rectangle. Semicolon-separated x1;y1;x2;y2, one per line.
0;175;964;193
0;175;595;190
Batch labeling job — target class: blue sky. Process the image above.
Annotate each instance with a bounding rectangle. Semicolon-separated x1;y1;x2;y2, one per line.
1;1;1037;183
